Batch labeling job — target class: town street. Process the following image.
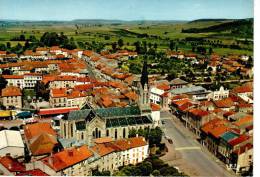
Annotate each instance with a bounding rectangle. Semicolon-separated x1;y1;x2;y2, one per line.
160;111;237;177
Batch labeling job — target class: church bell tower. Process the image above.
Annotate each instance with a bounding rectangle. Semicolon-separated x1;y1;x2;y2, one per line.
138;60;151;115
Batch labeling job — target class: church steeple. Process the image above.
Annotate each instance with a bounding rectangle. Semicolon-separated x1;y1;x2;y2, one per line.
138;59;151;115
141;59;148;89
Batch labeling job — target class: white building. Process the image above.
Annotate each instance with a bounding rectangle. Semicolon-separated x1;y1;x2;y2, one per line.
2;75;24;89
0;130;25;158
24;73;43;88
208;86;229;101
150;87;164;104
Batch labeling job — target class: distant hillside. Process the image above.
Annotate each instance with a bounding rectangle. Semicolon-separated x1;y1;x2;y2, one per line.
188;18;232;23
182;18;253;38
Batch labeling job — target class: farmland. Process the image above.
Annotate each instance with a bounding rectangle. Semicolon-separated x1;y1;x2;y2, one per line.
0;18;253;56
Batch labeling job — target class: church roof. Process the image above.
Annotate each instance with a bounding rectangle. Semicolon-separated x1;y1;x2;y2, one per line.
67;106;141;121
66;106;153;128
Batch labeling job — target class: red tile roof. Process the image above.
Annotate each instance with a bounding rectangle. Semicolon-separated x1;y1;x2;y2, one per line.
214;97;234;108
24;122;56;140
2;75;24;79
229;134;251;146
151;103;161;111
1;86;22;97
38;107;80;116
42;145;93;172
111;137;147;151
201;118;229;134
188;108;209;117
0;156;25;172
51;88;67;98
91;143;116;157
233;115;253;127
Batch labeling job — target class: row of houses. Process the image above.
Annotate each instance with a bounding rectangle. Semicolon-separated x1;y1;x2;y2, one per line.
169;82;253;174
0;122;149;176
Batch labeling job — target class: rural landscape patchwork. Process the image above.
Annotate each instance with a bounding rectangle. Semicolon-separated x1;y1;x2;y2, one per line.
0;0;254;176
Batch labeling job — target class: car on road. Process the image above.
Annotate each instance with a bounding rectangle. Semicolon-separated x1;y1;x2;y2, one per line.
161;120;165;124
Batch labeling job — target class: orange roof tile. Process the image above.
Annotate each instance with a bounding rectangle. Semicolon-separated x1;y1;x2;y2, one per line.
42;145;93;172
2;75;24;79
24;122;56;140
214;97;234;108
1;86;22;97
91;143;115;157
234;115;253;127
151;103;161;111
111;137;147;151
51;88;67;98
0;156;25;172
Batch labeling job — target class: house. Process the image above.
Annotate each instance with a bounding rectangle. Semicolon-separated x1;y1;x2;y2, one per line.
2;75;24;89
49;76;77;89
38;145;94;176
200;118;229;151
213;97;235;111
169;78;188;89
170;85;211;101
111;136;149;165
150;87;164;105
1;86;22;109
187;108;211;136
150;103;161;127
0;130;24;157
23;73;43;88
67;90;87;108
23;122;58;157
208;86;229;101
50;88;67;108
231;143;253;174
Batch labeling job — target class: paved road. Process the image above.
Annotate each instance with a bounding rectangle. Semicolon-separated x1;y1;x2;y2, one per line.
160;111;236;177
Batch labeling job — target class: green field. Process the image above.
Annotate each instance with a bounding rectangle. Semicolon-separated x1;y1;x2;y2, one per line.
0;20;253;56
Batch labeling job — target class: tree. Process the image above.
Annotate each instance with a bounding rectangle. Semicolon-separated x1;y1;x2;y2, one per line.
153;43;158;50
152;170;160;176
118;38;124;48
137;161;153;176
0;43;6;51
112;42;117;51
134;41;141;54
169;40;175;50
34;81;50;101
209;47;213;54
20;34;26;41
6;42;11;49
0;76;7;92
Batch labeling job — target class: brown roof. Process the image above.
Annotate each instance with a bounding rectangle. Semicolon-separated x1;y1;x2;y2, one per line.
29;133;58;156
1;86;22;97
214;97;234;108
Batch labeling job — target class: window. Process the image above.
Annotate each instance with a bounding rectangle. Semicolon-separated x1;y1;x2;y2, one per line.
71;124;73;137
123;128;126;138
106;129;109;136
115;129;118;139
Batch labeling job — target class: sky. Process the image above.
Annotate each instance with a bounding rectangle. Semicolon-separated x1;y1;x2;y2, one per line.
0;0;254;21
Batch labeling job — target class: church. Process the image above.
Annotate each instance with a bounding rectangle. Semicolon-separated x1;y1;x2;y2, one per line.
59;61;160;146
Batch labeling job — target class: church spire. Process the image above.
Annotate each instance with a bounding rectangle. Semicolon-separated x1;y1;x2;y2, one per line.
141;59;148;88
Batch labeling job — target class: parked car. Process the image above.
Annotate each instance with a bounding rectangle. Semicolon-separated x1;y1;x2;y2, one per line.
168;139;173;144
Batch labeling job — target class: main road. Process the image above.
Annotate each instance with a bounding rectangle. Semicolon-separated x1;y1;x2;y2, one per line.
160;111;236;177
